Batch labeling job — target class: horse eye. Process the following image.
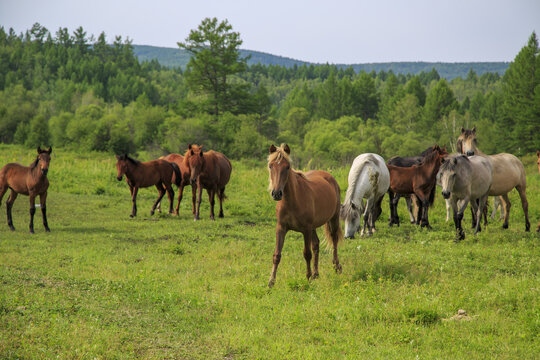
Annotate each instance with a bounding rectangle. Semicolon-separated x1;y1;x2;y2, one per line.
286;165;290;170
269;164;273;169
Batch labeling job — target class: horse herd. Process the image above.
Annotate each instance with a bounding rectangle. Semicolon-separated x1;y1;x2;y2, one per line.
0;128;538;287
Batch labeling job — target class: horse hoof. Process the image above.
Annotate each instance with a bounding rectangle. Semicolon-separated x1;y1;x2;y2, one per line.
45;228;51;232
219;213;224;218
130;214;135;218
268;279;275;288
312;273;319;280
334;264;343;274
150;211;154;216
502;223;508;229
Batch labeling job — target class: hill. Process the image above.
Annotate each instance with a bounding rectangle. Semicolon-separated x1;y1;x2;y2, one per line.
133;44;509;79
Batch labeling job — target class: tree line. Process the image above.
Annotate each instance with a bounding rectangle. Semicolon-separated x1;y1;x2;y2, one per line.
0;20;538;166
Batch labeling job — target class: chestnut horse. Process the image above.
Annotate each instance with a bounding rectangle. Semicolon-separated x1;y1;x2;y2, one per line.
184;144;232;220
457;127;530;231
0;147;52;233
115;154;180;217
267;144;343;287
157;153;197;216
386;145;447;229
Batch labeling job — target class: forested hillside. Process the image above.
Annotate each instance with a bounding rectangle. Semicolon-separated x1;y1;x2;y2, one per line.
0;22;538;166
133;45;509;79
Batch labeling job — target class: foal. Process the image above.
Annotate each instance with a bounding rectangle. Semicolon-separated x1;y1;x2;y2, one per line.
386;145;447;229
267;144;343;287
0;147;52;233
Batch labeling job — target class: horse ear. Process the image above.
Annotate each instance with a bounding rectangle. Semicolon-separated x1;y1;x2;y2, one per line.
283;144;291;154
200;145;203;150
441;157;446;164
461;127;465;134
115;155;120;160
47;147;52;154
472;126;476;134
269;145;277;154
37;146;42;153
537;150;540;157
199;150;203;157
452;157;458;165
188;144;192;150
190;150;194;156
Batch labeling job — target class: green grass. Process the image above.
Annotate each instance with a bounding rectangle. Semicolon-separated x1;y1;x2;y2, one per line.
0;144;539;359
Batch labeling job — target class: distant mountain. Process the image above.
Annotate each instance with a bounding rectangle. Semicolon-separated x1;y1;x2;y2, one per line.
133;45;509;79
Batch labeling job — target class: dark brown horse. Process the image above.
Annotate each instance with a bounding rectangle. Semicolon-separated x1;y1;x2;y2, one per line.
0;147;52;233
184;144;232;220
157;153;196;216
386;145;447;229
115;154;180;217
267;144;343;287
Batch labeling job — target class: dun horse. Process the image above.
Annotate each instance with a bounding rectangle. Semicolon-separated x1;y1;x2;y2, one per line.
0;147;52;233
184;144;232;220
457;127;530;231
341;153;389;238
115;154;180;217
439;155;492;241
267;144;343;287
386;145;447;229
157;153;196;216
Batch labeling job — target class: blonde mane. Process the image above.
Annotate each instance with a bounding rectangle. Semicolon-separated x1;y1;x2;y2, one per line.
267;145;307;191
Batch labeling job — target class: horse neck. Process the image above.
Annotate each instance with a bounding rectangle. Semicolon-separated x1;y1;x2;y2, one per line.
422;156;442;179
30;163;46;183
124;161;139;182
282;169;300;201
473;145;486;156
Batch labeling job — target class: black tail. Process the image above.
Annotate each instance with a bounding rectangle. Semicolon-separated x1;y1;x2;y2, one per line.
170;163;182;187
428;185;436;207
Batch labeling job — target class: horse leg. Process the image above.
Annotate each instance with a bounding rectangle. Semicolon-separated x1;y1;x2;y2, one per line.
388;190;399;227
156;184;164;214
451;199;464;241
40;192;50;232
193;181;203;220
445;198;451;222
421;196;432;230
474;195;488;235
191;184;197;215
151;182;166;216
165;182;175;214
456;198;470;241
268;225;286;288
329;213;343;273
414;196;423;226
207;187;216;220
175;183;184;215
303;231;313;280
218;187;225;218
130;187;138;217
0;186;7;228
500;193;511;229
406;196;416;224
515;184;530;232
470;199;479;229
6;190;17;231
29;194;36;234
311;230;320;279
362;198;373;237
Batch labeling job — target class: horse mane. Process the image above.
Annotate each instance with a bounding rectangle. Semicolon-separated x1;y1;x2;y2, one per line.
267;145;306;191
419;146;436;157
419;148;439;165
30;156;40;169
340;202;359;222
343;155;378;212
125;155;140;165
440;154;468;172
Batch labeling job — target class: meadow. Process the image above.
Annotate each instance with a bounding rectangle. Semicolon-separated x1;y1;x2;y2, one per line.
0;144;539;359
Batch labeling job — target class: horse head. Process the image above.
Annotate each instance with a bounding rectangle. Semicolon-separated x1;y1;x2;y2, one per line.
457;126;477;156
187;144;204;184
36;146;52;175
267;144;291;201
439;156;460;199
340;201;362;239
115;154;128;181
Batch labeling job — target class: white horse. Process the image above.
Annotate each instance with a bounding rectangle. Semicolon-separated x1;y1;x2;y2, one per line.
340;153;390;238
439;155;492;241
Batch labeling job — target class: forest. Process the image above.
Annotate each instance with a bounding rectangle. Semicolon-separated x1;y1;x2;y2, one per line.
0;21;538;166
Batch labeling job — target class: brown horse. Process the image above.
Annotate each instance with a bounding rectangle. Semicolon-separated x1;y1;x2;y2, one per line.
0;147;52;233
386;145;447;229
184;144;232;220
115;154;180;217
457;127;530;231
267;144;343;287
157;153;197;216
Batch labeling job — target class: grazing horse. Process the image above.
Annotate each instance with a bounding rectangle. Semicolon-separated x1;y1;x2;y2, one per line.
341;153;390;238
157;153;196;216
457;127;530;231
439;155;492;241
184;144;232;220
387;146;445;226
115;154;180;217
0;147;52;233
386;145;447;229
267;144;343;287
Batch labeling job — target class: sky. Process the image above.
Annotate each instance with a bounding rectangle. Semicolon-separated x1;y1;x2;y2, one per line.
1;0;539;64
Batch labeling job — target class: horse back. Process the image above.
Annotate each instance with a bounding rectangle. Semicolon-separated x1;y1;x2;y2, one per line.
162;153;190;184
0;163;47;195
468;156;493;198
204;151;232;187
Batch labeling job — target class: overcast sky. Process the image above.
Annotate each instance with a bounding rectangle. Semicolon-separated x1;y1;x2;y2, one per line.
1;0;539;64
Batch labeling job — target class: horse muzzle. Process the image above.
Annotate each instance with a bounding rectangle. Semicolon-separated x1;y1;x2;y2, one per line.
345;234;355;240
466;151;474;156
442;191;450;199
41;168;48;175
271;190;283;201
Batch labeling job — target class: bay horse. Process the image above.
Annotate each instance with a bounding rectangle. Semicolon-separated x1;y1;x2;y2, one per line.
115;154;180;217
439;155;492;241
0;147;52;233
387;146;445;226
267;144;343;287
457;127;530;231
341;153;389;238
386;145;447;229
184;144;232;221
157;153;196;216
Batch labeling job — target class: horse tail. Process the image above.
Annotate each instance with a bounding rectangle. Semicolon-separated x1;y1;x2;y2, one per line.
170;163;182;187
324;179;344;250
428;184;436;207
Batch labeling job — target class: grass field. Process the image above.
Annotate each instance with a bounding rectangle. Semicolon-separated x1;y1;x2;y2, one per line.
0;144;539;359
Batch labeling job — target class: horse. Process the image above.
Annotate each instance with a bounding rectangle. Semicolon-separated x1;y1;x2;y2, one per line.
157;153;196;216
386;145;447;229
184;144;232;220
115;154;180;217
457;127;530;231
267;144;343;287
387;146;445;226
341;153;390;238
439;155;492;241
0;147;52;233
